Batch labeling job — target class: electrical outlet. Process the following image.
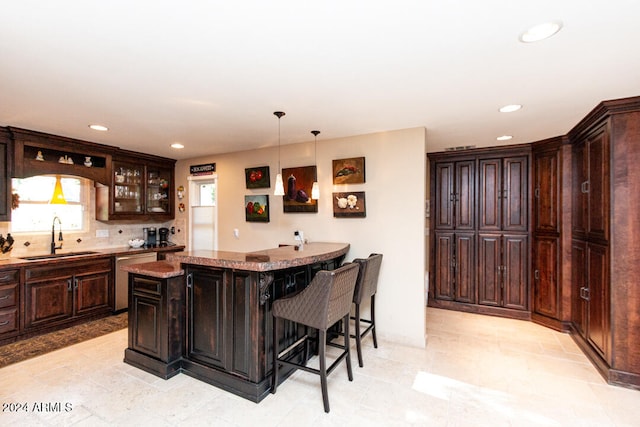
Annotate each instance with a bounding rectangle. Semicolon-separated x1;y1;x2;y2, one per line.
96;229;109;238
233;228;240;239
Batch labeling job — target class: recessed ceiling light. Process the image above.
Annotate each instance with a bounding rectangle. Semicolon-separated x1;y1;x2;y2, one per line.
171;143;184;149
497;135;513;141
499;104;522;113
519;21;563;43
88;124;108;131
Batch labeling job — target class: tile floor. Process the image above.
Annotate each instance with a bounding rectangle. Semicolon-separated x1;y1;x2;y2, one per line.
1;308;639;426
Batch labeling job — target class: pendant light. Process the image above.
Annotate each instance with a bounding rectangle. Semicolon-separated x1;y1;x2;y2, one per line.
273;111;286;196
311;130;320;200
50;175;67;204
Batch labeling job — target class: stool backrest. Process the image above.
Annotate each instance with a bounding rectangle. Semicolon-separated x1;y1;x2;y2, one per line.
325;262;360;328
352;253;383;304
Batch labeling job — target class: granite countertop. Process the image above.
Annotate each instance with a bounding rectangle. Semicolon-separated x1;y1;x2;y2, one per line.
121;260;185;278
166;242;350;272
0;245;185;268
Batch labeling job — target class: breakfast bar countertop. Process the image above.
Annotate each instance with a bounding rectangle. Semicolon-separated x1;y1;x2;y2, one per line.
165;242;350;272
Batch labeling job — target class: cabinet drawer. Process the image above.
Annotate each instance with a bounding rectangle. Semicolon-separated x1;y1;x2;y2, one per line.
132;276;162;296
0;283;18;309
0;308;18;334
0;269;19;285
26;258;111;282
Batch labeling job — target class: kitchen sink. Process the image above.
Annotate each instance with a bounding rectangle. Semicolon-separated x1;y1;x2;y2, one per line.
20;251;99;261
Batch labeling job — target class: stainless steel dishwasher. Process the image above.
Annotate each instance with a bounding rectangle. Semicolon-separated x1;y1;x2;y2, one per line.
115;252;157;311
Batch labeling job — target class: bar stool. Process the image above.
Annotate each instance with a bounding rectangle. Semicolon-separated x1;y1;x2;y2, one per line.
351;253;383;367
271;262;360;413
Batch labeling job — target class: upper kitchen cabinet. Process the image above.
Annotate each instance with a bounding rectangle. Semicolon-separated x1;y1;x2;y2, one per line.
96;151;175;221
0;128;11;221
477;154;529;232
8;127;113;185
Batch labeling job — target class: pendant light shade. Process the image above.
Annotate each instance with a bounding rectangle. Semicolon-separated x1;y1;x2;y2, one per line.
50;175;67;204
311;130;320;200
274;111;286;196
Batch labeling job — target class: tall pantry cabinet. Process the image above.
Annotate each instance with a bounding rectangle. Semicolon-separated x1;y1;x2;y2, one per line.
428;145;531;320
530;136;573;332
568;97;640;388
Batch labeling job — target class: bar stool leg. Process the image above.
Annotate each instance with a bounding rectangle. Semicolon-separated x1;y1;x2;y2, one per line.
371;295;378;349
354;304;364;367
344;313;353;381
272;317;279;394
319;330;329;413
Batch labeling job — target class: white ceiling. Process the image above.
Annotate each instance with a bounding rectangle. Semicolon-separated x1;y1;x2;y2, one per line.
1;1;640;160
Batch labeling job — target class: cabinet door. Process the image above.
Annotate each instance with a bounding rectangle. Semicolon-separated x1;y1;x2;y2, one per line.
571;240;587;337
74;270;111;316
25;277;74;329
130;276;164;360
454;233;476;303
534;151;559;233
478;159;502;231
0;136;9;221
229;271;254;379
503;156;528;231
146;166;173;215
586;128;609;241
477;234;501;306
533;237;559;318
572;142;588;237
502;234;528;310
587;243;610;361
187;267;228;368
434;163;454;230
434;232;454;300
455;161;475;230
113;161;145;216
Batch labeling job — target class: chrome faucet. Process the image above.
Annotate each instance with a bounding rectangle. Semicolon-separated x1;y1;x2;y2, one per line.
51;216;63;254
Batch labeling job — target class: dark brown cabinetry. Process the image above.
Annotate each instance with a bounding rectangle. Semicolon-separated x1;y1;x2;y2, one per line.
531;138;572;331
478;156;528;232
428;145;531;319
96;153;175;221
477;233;528;310
567;97;640;389
24;258;112;330
0;269;20;339
125;273;184;378
8;127;112;185
0;128;11;221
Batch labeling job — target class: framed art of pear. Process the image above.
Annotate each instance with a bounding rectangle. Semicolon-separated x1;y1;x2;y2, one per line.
282;165;318;213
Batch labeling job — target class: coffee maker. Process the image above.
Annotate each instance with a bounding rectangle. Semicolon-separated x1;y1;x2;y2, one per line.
159;227;170;246
143;227;157;247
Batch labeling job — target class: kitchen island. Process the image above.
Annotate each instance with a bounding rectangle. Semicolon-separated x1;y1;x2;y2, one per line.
122;242;349;402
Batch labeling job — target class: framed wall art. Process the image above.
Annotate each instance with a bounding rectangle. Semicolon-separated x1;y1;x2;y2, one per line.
245;195;269;222
245;166;270;189
282;165;318;213
332;156;365;184
333;191;366;218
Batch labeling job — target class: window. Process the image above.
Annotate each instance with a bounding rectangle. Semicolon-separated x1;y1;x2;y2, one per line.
11;176;86;233
199;182;216;206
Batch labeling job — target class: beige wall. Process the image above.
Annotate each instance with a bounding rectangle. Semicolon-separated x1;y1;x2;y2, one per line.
175;127;427;347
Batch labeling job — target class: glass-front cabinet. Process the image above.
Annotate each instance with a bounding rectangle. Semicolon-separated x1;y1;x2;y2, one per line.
113;162;144;215
96;155;175;221
146;167;172;215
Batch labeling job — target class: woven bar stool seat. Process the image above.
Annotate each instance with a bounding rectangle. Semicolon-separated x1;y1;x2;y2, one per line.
271;262;360;413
